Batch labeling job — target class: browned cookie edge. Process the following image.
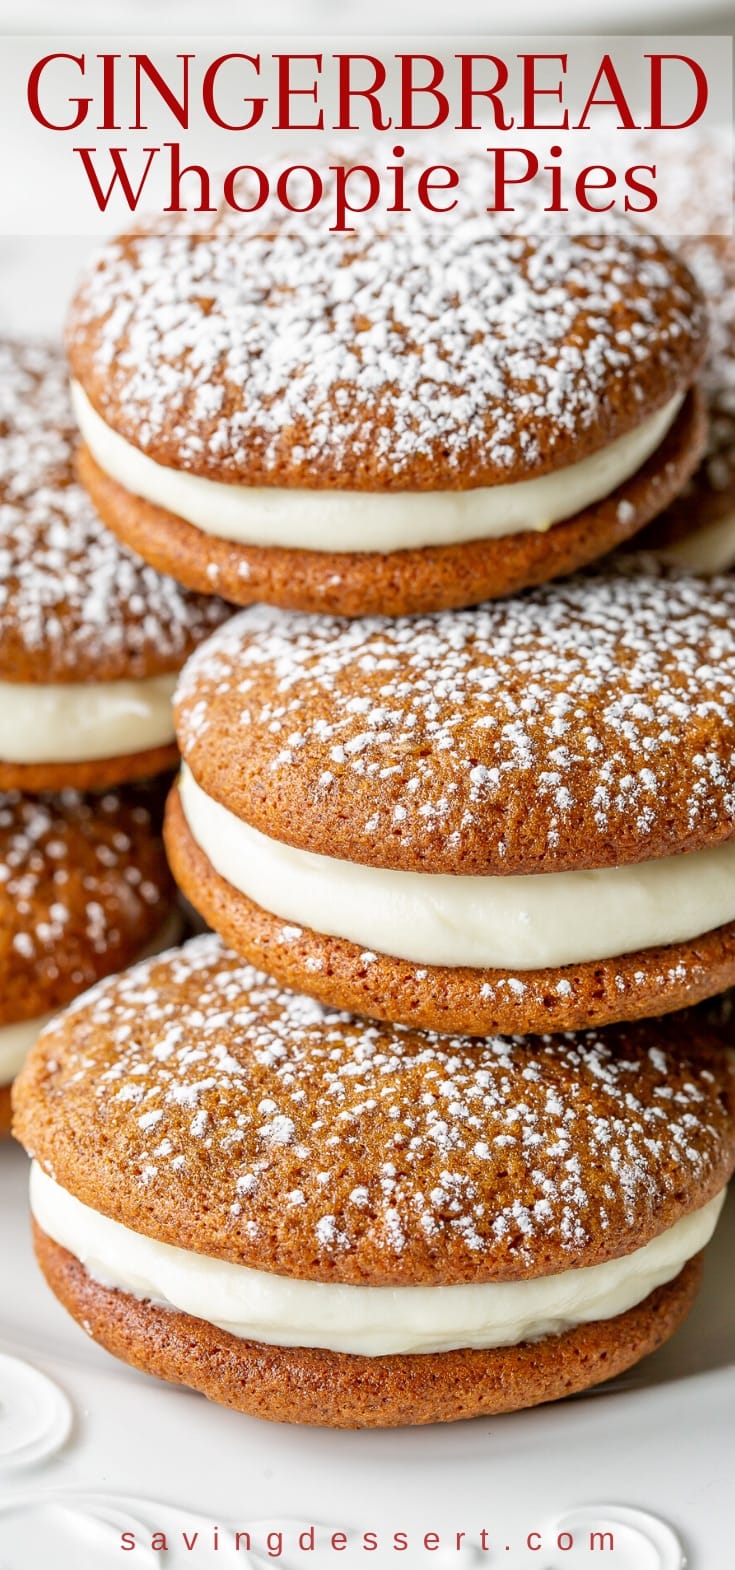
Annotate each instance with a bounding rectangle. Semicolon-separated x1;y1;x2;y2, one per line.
0;743;180;793
34;1226;702;1428
77;389;705;617
165;787;735;1036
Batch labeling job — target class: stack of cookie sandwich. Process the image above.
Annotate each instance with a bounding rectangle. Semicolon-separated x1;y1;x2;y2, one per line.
630;129;735;574
14;185;735;1428
0;339;230;1126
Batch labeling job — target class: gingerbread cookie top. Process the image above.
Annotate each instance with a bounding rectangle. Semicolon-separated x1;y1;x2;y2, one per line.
0;339;229;683
67;205;705;493
15;934;734;1287
0;784;172;1025
176;572;735;877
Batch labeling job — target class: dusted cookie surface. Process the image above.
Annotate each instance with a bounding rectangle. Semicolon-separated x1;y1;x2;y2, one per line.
171;572;735;1030
174;575;735;877
67;207;705;491
0;339;230;786
14;935;734;1286
15;935;733;1425
67;187;706;612
0;339;228;684
0;784;173;1029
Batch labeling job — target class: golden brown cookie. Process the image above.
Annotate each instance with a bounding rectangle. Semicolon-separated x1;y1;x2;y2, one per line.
67;195;707;615
165;787;735;1037
14;935;734;1425
169;573;735;1034
638;237;735;570
0;338;230;788
0;745;182;796
614;131;735;571
33;1230;702;1429
76;389;705;618
0;783;176;1115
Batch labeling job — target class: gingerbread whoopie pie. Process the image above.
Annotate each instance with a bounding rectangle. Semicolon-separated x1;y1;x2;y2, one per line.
0;339;230;791
618;130;735;572
66;194;707;618
638;235;735;572
167;571;735;1038
13;934;734;1428
0;784;178;1133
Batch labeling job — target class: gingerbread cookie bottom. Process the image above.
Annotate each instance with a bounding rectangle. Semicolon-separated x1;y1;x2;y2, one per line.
34;1226;700;1429
0;1084;11;1137
0;742;179;793
78;390;704;618
165;787;735;1035
634;492;735;571
637;393;735;558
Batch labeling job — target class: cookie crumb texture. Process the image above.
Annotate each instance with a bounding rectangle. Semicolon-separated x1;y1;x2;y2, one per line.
68;199;706;611
0;785;172;1024
0;337;230;684
14;935;735;1289
0;743;184;795
67;206;705;491
165;787;735;1035
77;388;705;616
33;1229;702;1428
175;573;735;877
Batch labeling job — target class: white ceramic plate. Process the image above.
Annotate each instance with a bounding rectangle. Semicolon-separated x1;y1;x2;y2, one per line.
1;1137;733;1568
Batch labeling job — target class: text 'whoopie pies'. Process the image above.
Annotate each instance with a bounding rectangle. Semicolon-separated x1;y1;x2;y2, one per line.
167;569;735;1037
0;339;230;790
14;934;735;1428
0;784;178;1132
67;186;706;618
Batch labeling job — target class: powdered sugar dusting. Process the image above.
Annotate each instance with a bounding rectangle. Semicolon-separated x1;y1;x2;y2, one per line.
0;339;229;681
177;571;735;876
0;787;168;1023
67;180;704;489
22;933;734;1285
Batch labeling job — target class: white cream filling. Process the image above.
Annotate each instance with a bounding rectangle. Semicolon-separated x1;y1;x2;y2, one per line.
72;382;683;555
30;1165;723;1357
656;508;735;573
0;909;183;1088
0;673;177;764
179;765;735;972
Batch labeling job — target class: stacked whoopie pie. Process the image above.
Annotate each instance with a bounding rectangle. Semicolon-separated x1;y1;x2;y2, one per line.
0;339;230;1122
65;191;707;615
632;130;735;573
15;186;735;1429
